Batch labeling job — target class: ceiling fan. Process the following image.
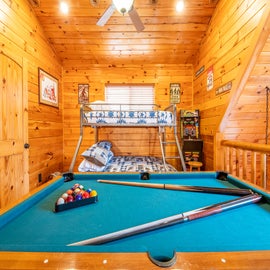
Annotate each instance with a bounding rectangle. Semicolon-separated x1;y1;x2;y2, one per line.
96;0;145;32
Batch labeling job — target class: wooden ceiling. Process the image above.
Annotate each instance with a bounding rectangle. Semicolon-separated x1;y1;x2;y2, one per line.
30;0;219;65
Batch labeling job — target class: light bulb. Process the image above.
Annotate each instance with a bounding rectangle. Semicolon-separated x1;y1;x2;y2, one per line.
60;2;69;14
176;0;184;12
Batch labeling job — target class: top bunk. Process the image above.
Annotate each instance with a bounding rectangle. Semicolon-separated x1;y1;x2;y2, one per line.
81;101;177;128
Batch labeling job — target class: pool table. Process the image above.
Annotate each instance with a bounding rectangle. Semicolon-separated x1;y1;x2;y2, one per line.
1;171;270;269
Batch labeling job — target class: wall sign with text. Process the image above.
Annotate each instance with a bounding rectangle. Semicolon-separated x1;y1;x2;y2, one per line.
206;66;214;91
170;83;181;103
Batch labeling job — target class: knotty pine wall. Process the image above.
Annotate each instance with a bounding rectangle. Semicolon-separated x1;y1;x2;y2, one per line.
223;36;270;143
1;0;63;191
193;0;270;170
62;64;193;171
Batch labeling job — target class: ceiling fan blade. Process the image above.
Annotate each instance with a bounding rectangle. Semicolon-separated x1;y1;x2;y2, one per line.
96;4;116;26
128;7;145;32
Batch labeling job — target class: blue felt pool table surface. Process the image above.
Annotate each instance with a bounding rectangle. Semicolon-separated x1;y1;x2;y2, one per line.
1;171;270;268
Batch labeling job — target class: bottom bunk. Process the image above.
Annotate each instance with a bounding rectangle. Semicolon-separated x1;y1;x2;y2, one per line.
78;141;177;173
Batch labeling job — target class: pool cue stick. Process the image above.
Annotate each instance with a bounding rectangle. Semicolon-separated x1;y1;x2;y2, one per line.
97;179;253;196
68;193;261;246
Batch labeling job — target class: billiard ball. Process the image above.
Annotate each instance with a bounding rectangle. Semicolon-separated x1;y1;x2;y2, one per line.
57;197;65;205
67;189;73;195
66;195;74;203
75;194;82;201
73;183;80;190
74;188;81;194
61;193;68;200
90;190;97;197
82;191;90;199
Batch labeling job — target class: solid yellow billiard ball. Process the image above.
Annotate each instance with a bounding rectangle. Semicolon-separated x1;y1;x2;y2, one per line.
90;190;97;197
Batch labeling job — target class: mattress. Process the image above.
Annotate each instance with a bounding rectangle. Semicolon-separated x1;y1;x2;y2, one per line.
83;110;174;126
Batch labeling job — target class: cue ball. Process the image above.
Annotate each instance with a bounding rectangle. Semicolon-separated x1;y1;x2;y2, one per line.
57;197;65;205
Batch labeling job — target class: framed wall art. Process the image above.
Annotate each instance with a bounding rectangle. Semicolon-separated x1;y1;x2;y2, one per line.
39;68;59;108
78;84;89;104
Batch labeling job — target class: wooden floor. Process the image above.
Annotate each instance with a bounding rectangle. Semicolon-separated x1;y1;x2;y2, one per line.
1;251;270;269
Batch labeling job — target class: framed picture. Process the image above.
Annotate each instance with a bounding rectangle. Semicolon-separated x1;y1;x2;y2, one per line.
78;84;89;104
39;68;59;108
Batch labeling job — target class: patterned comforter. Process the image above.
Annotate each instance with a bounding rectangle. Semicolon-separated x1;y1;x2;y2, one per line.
79;156;177;173
83;110;174;126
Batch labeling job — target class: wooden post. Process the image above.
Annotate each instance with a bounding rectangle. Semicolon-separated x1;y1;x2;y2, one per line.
214;133;224;171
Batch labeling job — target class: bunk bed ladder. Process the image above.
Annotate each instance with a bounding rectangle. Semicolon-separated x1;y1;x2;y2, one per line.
158;126;186;171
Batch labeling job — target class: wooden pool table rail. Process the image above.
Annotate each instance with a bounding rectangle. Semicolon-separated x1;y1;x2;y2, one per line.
0;251;270;269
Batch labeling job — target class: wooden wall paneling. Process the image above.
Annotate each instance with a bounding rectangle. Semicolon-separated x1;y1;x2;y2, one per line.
193;0;270;170
0;0;63;195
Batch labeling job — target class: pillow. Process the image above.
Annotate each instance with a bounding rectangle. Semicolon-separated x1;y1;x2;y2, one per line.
89;100;106;111
89;101;125;111
81;143;113;166
78;159;105;172
89;101;110;110
97;140;112;150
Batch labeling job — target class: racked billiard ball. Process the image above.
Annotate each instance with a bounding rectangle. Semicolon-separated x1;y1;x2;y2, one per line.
66;195;74;203
90;190;97;197
75;194;82;201
57;197;65;205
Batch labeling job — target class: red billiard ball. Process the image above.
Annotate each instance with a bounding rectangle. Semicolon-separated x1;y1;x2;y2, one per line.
82;191;90;199
66;195;74;203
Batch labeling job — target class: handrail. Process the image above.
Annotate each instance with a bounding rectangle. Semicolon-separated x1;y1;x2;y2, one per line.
220;140;270;190
221;140;270;153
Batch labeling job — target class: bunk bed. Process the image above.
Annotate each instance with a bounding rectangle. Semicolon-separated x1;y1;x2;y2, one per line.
69;102;186;173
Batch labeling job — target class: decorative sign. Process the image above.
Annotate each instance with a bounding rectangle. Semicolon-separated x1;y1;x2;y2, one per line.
170;83;181;104
206;66;214;91
195;66;205;77
78;84;89;104
215;81;232;95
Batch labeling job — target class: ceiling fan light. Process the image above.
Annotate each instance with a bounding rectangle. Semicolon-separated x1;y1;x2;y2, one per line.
112;0;134;15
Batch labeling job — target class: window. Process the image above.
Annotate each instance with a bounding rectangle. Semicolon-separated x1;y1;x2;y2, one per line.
105;84;154;110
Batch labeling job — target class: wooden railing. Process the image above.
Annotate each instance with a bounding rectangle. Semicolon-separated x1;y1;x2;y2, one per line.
220;140;270;190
